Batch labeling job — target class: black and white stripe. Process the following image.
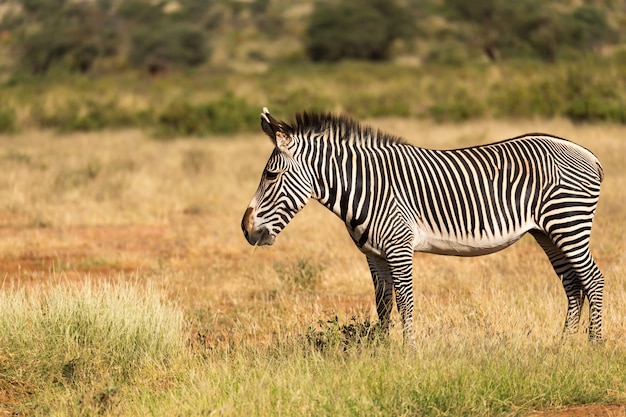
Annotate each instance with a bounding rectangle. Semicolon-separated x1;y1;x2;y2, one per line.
242;110;605;344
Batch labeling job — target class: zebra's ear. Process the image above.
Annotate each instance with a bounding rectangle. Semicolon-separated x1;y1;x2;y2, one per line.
261;107;294;153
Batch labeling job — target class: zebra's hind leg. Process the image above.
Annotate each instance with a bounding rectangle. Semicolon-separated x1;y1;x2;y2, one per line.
366;255;394;335
532;230;605;342
565;248;604;342
531;231;585;337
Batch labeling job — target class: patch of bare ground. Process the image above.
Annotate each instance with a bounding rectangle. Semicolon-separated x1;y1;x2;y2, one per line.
0;214;172;281
529;404;626;417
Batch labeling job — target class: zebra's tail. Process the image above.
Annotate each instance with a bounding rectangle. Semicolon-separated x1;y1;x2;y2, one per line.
595;160;605;183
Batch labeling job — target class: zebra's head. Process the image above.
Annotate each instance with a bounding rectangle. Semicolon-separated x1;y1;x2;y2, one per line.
241;108;314;246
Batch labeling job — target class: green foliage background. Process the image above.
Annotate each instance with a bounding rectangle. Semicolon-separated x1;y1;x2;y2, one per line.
0;0;625;135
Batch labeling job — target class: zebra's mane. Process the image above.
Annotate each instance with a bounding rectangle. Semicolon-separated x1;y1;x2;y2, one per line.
291;112;407;146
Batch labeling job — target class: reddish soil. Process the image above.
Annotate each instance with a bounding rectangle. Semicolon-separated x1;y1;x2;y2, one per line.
0;211;193;283
528;403;626;417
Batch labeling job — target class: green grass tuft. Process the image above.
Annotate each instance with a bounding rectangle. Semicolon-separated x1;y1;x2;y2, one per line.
0;281;187;414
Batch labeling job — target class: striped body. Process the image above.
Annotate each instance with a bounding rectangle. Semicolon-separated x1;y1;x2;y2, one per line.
242;110;605;344
329;136;602;256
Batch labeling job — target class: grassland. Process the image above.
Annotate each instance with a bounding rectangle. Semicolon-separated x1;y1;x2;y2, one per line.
1;118;625;416
1;57;626;137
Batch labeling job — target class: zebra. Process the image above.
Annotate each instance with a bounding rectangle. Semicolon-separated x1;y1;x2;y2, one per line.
242;108;605;345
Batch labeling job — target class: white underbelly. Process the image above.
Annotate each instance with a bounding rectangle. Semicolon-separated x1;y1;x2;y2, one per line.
413;226;533;257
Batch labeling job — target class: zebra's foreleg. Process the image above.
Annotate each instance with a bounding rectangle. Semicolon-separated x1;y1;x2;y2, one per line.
366;255;394;335
386;248;416;347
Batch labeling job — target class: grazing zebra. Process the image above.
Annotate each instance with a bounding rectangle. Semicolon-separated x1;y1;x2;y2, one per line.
242;108;605;345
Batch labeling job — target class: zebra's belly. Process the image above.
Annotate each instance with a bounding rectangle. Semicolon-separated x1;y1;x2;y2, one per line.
413;226;533;257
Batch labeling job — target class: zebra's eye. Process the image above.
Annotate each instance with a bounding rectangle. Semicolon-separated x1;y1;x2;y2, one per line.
265;170;280;181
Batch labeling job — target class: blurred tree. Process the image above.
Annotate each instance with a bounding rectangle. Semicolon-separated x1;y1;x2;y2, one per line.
562;5;614;52
5;0;109;74
0;0;620;75
1;0;214;75
305;0;416;62
19;28;70;74
443;0;503;61
442;0;616;61
500;0;560;61
130;24;209;75
117;0;166;25
20;0;68;17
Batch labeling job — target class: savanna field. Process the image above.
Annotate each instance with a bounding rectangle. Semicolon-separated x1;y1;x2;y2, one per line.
3;0;626;414
1;116;625;416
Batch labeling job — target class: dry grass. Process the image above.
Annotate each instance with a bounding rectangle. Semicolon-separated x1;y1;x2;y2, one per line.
0;118;625;415
0;118;624;340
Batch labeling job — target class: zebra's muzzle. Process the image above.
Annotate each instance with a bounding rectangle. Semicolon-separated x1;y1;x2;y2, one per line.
244;226;275;246
241;207;275;246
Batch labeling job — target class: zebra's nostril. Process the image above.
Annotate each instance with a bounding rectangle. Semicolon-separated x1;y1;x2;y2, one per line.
243;207;254;230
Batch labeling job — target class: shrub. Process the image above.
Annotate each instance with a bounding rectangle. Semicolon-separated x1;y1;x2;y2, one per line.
306;315;381;353
305;0;415;62
488;80;565;119
565;95;626;123
154;95;259;138
344;89;412;118
563;68;626;123
428;90;485;123
562;6;614;52
130;24;209;74
70;42;100;73
267;86;333;117
0;105;17;133
117;0;164;24
11;1;113;75
32;98;141;132
442;0;616;62
18;27;71;74
274;258;324;291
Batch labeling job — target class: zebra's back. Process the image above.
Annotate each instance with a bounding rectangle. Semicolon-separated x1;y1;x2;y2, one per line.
394;134;603;256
